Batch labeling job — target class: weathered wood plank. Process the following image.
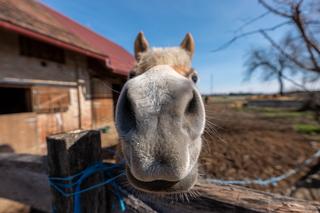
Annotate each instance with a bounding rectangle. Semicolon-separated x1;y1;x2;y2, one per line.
195;183;320;213
133;183;320;213
46;130;107;213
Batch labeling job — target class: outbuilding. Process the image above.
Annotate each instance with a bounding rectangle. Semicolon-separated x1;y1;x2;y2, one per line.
0;0;134;153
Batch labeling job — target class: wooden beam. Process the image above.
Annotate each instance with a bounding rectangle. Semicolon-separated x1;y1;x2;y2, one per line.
119;183;320;213
195;183;320;212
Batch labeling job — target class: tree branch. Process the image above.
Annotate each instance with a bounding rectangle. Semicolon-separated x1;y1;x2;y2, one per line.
233;11;271;34
258;0;292;18
212;21;291;52
292;2;320;64
260;30;319;73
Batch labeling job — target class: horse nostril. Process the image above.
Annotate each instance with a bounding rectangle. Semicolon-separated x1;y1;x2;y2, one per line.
116;89;136;136
185;91;197;114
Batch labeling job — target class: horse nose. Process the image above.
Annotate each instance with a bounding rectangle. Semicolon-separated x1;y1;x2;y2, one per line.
116;77;200;137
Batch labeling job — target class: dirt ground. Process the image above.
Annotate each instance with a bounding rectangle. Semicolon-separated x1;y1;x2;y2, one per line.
0;199;29;213
199;97;320;200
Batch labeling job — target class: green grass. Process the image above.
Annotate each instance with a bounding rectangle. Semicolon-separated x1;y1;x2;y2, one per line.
294;124;320;134
244;107;311;118
262;111;308;118
207;95;247;103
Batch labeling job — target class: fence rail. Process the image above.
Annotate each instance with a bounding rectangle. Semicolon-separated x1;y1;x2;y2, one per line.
0;129;319;212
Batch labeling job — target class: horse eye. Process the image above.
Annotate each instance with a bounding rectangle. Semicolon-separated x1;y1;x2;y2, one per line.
191;74;198;83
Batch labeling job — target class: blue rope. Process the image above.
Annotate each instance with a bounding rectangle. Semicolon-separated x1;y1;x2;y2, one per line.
206;149;320;186
48;162;126;213
111;183;126;212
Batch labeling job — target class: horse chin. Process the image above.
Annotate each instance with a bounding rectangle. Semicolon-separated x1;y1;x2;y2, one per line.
125;164;198;194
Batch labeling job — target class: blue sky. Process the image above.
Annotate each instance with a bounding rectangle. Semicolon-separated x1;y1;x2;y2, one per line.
41;0;302;94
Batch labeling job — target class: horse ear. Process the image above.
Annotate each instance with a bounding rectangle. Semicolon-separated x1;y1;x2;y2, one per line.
180;33;195;58
134;32;149;60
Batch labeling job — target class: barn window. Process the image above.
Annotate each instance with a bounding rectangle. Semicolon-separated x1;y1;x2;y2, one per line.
32;86;70;113
19;36;65;64
0;87;32;114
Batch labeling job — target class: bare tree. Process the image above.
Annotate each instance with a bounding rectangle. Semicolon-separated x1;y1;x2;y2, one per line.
215;0;320;77
214;0;320;121
259;0;320;74
245;47;288;95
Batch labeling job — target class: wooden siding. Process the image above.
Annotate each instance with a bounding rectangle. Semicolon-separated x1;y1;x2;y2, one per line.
32;86;70;113
92;98;114;128
0;113;38;153
91;77;114;128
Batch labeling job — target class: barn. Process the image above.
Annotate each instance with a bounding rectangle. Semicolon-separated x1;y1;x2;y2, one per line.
0;0;134;154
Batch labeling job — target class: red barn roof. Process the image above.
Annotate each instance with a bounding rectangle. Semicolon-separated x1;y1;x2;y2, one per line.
0;0;134;75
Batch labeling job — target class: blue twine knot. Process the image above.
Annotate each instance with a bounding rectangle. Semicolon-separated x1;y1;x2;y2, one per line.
48;162;126;213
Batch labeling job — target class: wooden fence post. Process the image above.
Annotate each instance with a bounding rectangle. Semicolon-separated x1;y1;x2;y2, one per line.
47;130;107;213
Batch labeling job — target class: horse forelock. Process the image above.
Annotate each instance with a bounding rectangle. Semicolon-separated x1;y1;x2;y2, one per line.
134;47;192;76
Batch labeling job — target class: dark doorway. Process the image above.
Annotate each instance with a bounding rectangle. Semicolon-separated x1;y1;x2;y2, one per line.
0;87;32;114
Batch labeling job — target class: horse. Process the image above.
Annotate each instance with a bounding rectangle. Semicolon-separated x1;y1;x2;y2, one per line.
115;32;205;194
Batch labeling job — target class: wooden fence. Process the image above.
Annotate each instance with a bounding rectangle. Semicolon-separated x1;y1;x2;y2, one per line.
0;129;320;212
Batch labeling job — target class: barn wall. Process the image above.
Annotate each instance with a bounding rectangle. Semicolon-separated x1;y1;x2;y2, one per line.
0;29;78;83
90;77;122;148
35;88;81;153
0;113;38;153
91;78;113;127
92;99;114;127
0;29;101;154
78;68;93;130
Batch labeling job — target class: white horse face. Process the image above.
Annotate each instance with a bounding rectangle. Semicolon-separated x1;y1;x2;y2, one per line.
116;33;205;193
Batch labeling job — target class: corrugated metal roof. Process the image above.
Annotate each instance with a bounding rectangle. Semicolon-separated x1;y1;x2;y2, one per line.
0;0;134;75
